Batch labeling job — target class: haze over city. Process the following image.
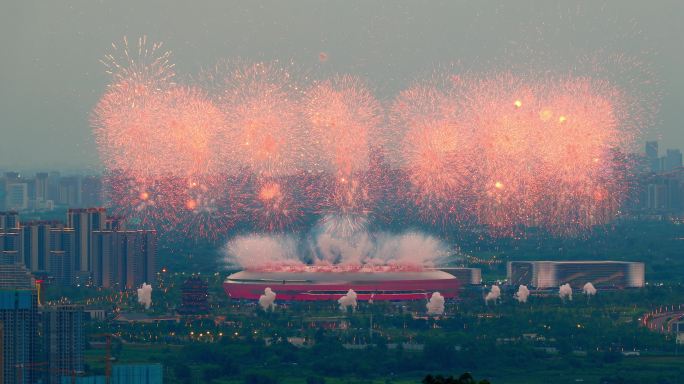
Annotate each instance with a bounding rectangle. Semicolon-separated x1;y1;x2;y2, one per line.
1;2;684;384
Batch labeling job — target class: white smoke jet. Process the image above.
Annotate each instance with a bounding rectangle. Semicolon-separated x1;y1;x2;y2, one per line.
582;282;597;296
559;283;573;301
137;283;152;309
258;287;277;311
338;289;358;312
485;285;501;303
515;285;530;303
224;234;302;269
225;216;456;270
311;223;373;265
426;292;445;315
373;232;451;267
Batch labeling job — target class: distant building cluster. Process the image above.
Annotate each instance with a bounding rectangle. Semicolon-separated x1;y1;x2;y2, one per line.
633;141;684;214
0;208;157;290
0;258;85;384
0;172;103;213
0;205;158;383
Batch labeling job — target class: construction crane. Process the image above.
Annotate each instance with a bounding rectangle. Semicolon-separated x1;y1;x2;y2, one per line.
91;333;116;384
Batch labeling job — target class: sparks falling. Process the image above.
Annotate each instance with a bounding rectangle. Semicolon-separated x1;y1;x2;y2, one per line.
92;37;651;241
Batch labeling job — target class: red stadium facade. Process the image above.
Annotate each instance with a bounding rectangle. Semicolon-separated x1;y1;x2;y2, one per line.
223;269;461;301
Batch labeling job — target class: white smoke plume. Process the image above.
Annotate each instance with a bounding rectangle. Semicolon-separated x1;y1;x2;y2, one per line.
137;283;152;309
224;234;302;269
258;287;277;310
426;292;445;315
559;283;573;301
515;285;530;303
582;282;597;296
224;217;454;269
373;232;451;267
338;289;358;311
485;285;501;303
310;220;374;265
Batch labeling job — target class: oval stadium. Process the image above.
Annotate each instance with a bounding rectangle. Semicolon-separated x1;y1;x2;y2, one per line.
223;269;461;301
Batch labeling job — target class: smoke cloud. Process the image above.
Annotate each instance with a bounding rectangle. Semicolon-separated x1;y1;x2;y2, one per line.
338;289;358;311
224;234;302;269
258;287;277;310
137;283;152;309
582;282;597;296
515;285;530;303
426;292;445;315
224;218;453;269
559;283;573;301
485;285;501;303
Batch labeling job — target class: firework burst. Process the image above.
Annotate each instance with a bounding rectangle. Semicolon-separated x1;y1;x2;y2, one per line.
304;75;384;225
93;38;653;241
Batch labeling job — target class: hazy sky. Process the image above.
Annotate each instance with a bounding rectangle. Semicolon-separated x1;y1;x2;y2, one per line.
1;0;682;170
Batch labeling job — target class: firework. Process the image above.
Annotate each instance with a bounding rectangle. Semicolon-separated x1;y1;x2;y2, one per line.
92;38;652;242
458;72;635;235
390;79;476;227
304;75;384;223
208;60;310;178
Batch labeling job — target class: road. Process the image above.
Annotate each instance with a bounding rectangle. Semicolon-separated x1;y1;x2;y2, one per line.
642;304;684;333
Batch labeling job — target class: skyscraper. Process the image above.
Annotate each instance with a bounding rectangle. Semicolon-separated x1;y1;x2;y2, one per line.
0;212;21;263
21;221;63;272
34;173;49;203
91;229;157;290
67;208;106;274
5;182;28;211
80;176;103;207
0;288;38;384
49;227;75;286
645;141;660;172
0;322;3;384
0;212;19;231
43;305;85;384
58;177;81;207
665;149;683;172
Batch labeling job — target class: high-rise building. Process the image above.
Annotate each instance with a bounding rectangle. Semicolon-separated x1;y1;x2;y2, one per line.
664;149;683;172
49;227;76;286
105;216;126;231
43;305;85;384
81;176;103;207
91;230;116;288
91;230;157;290
5;182;28;211
645;141;660;172
34;173;49;203
21;221;64;272
0;321;3;384
0;212;19;231
58;177;81;207
47;172;61;203
67;208;106;273
0;288;38;384
0;212;22;268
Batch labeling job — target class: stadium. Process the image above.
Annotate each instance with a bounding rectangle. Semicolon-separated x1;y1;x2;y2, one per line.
223;268;466;301
507;261;645;289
